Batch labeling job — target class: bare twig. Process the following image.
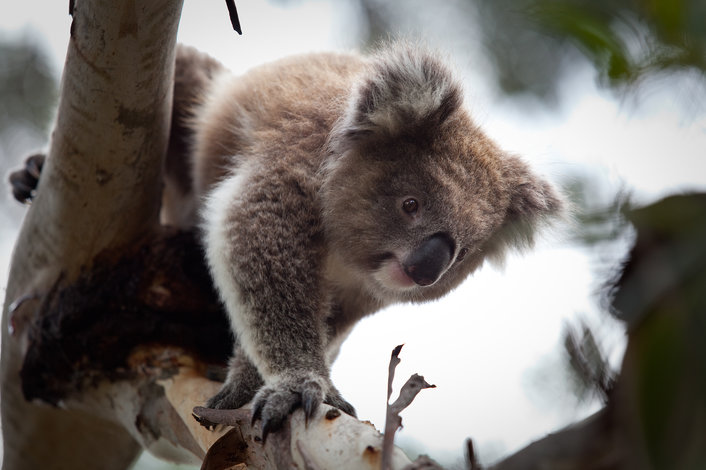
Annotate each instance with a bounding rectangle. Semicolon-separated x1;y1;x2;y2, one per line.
192;406;251;430
381;345;436;470
224;0;242;34
389;374;436;416
387;344;403;402
465;438;482;470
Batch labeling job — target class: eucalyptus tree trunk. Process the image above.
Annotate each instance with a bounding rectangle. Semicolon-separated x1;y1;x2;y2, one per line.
1;1;182;468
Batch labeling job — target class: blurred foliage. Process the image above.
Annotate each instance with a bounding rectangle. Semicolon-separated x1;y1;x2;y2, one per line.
355;0;706;102
611;193;706;469
562;176;632;247
474;0;574;101
563;321;615;404
0;36;58;162
478;0;706;100
612;193;706;328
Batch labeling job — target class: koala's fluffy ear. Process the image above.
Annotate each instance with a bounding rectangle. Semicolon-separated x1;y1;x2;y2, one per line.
489;155;565;258
332;43;463;151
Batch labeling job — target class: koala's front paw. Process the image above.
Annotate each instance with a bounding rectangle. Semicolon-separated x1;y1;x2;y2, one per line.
9;153;45;204
251;372;356;441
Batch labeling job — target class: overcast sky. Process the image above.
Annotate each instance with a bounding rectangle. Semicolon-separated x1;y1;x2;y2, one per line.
2;1;705;467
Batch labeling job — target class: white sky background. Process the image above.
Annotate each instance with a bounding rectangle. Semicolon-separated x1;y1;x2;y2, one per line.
1;0;706;468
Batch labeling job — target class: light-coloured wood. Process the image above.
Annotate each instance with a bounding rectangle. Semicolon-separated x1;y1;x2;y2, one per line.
1;1;182;468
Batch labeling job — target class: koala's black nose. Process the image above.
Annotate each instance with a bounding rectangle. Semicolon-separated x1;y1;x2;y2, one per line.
403;233;454;286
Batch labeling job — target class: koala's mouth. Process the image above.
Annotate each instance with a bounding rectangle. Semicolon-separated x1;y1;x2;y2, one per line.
368;252;395;270
372;257;417;290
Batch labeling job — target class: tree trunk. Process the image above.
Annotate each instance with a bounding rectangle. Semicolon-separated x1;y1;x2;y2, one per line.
1;1;182;468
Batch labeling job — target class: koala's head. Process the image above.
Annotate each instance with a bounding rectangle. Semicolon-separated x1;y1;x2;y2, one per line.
321;42;563;304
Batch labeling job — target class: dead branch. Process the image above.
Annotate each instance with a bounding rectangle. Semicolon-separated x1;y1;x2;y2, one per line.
465;439;482;470
382;345;439;470
190;377;418;470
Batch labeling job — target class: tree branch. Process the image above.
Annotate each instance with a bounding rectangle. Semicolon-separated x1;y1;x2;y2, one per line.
382;345;438;470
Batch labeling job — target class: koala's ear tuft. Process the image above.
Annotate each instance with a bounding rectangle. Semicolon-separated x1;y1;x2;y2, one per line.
506;159;563;221
490;155;565;257
332;42;463;152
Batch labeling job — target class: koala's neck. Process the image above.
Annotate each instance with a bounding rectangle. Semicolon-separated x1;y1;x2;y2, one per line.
324;252;387;328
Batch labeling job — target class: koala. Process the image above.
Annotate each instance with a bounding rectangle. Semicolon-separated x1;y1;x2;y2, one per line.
11;42;563;438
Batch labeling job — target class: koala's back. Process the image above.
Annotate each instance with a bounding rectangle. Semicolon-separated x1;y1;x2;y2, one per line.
169;48;364;220
163;46;366;227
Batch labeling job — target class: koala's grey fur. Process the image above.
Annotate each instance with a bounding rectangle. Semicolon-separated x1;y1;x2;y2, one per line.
163;42;563;436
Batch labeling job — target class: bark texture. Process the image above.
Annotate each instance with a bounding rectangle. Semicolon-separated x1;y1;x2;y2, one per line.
1;1;183;468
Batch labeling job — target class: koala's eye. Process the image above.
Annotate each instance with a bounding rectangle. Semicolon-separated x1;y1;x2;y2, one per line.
456;248;468;262
402;198;419;214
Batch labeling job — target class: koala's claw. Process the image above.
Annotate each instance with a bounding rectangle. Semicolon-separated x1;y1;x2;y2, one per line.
250;373;355;441
251;399;263;427
324;393;357;418
260;420;274;444
9;153;45;204
251;382;302;440
302;389;320;425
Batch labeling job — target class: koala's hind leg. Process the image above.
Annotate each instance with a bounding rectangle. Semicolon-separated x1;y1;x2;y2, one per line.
206;346;263;411
162;45;226;228
9;153;45;204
